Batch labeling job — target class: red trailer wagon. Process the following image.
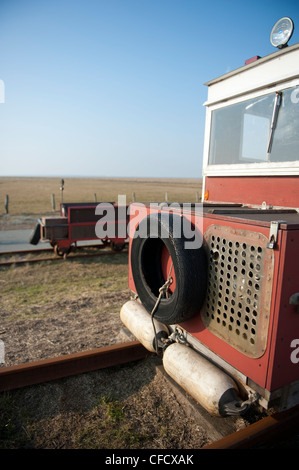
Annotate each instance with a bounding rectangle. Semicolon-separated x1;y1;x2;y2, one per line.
30;202;129;256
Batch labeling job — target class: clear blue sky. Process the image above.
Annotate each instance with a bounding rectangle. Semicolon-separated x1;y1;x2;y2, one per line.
0;0;298;178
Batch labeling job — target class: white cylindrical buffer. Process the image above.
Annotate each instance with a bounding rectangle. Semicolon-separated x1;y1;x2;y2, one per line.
163;342;243;417
120;300;169;353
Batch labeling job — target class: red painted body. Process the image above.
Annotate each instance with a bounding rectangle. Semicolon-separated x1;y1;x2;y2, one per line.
127;42;299;409
204;176;299;209
199;170;299;392
128;203;299;393
266;229;299;391
41;203;128;254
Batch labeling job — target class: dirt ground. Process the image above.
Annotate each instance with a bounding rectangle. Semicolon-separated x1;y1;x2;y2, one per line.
0;215;271;450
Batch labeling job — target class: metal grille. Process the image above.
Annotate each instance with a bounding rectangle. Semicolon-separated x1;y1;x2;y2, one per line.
202;225;274;358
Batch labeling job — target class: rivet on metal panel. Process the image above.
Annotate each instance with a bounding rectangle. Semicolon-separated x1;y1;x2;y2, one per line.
289;293;299;313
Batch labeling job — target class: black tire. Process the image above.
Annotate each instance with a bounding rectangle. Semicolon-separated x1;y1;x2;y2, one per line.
54;244;71;257
98;239;109;249
130;212;207;324
111;241;125;252
29;224;41;245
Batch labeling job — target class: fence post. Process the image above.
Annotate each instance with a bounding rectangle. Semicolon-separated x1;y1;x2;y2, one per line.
132;192;136;202
4;195;8;214
60;179;64;204
51;194;56;211
94;193;97;203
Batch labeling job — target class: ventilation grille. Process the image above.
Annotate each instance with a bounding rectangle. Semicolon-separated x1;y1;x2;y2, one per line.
202;225;274;358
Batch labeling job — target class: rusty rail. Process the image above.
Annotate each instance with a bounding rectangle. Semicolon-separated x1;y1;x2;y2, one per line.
202;404;299;449
0;340;298;448
0;248;128;266
0;341;148;392
0;247;54;256
0;243;128;258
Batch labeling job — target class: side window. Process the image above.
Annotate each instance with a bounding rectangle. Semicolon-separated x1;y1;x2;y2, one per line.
242;114;269;162
208;87;299;165
270;87;299;162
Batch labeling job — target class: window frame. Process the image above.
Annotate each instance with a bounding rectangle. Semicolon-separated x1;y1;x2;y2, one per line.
203;79;299;176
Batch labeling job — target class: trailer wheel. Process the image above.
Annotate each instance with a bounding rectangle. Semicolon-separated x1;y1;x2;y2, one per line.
99;239;109;248
29;224;41;245
130;212;207;324
111;241;125;252
54;244;71;257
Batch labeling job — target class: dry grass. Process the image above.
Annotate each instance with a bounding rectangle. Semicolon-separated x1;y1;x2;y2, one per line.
0;251;131;366
0;359;212;449
0;175;215;450
0;177;272;450
0;249;215;450
0;176;202;215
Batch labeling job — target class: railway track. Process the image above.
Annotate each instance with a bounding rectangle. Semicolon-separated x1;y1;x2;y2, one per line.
0;236;297;449
203;404;299;449
0;340;298;449
0;341;148;392
0;244;128;266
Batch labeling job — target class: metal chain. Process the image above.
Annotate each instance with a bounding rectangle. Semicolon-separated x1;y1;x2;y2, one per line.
151;261;173;353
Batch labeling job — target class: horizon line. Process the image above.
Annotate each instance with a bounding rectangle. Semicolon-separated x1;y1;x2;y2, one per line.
0;175;203;180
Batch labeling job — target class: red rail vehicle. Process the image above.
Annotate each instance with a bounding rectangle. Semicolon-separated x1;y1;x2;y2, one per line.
121;18;299;417
30;202;129;256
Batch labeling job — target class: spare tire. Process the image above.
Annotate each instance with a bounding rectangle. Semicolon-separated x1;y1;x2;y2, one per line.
130;212;207;324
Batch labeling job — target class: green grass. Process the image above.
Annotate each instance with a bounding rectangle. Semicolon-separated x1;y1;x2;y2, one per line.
0;253;128;321
73;394;150;449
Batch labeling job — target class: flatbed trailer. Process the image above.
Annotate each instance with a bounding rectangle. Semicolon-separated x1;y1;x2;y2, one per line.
30;202;129;256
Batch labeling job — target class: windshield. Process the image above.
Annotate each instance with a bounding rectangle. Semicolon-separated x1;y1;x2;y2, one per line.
208;86;299;165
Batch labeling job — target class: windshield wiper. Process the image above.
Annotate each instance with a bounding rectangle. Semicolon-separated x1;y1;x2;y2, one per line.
267;91;282;159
